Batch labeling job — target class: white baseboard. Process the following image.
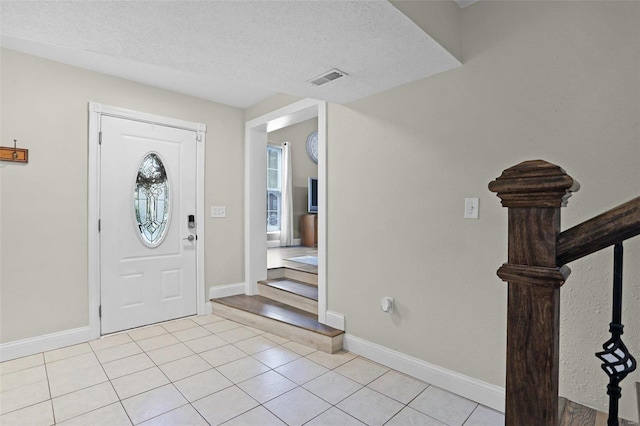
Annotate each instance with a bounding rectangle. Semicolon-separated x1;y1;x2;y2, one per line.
209;282;245;299
343;334;505;413
325;310;345;331
201;303;213;315
0;326;92;362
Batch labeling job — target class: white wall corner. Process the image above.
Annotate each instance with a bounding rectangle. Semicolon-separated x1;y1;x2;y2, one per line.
209;282;246;299
343;334;505;413
325;310;345;331
201;303;213;315
0;327;92;362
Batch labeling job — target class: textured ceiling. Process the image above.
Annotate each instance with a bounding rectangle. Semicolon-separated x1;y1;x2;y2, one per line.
1;1;461;108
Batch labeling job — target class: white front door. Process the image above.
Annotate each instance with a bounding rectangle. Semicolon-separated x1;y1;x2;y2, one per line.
100;115;197;334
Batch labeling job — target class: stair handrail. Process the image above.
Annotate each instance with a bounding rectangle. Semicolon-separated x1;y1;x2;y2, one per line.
488;160;640;426
557;197;640;265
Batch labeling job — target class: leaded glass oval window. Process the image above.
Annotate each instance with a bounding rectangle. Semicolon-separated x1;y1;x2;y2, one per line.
134;153;170;247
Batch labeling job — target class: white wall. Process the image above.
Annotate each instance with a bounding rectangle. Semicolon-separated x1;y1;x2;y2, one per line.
268;118;318;239
0;49;245;343
326;0;639;420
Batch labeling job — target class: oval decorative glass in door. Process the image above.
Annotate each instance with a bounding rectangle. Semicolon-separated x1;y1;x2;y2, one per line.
134;153;170;247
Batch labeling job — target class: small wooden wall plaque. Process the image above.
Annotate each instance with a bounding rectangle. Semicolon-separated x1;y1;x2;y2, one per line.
0;146;29;163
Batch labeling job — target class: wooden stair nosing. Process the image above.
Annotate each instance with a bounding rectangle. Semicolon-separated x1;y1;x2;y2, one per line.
258;278;318;301
212;295;342;338
268;267;318;285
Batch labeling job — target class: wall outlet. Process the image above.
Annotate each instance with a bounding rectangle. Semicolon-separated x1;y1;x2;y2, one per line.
211;206;226;218
464;198;479;219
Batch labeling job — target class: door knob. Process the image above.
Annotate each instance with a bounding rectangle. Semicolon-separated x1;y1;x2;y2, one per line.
183;235;195;242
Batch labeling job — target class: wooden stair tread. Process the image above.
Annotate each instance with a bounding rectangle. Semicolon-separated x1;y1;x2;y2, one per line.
259;279;318;300
213;295;342;338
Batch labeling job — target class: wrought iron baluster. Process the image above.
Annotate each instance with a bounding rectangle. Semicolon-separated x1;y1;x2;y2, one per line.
595;242;637;426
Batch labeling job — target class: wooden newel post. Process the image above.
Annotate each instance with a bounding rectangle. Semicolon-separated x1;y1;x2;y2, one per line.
489;160;579;425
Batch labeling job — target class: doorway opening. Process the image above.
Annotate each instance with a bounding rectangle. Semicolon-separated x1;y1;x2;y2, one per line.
245;99;329;324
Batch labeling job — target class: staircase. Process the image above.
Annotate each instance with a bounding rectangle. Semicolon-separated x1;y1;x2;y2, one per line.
211;266;344;353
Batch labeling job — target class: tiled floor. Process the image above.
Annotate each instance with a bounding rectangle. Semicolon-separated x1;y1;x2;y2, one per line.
0;315;504;425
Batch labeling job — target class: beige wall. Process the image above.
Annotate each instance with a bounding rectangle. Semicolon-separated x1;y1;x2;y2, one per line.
268;118;318;240
0;49;245;343
1;0;639;419
327;0;639;420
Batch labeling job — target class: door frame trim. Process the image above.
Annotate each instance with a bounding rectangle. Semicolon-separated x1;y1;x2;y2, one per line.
244;99;330;325
88;102;207;338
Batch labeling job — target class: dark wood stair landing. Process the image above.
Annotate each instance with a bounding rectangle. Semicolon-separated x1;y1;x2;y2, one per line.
212;294;343;353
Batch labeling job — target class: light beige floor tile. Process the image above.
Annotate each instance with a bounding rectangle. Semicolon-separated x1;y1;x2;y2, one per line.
0;365;47;392
171;326;211;342
337;387;404;426
275;357;328;385
262;332;289;345
222;405;287;426
305;407;366;426
52;382;118;423
46;352;100;378
121;384;187;425
385;406;447;426
49;364;109;397
192;386;258;425
158;355;211;382
237;370;297;404
252;346;300;369
0;400;54;426
58;402;132;426
161;318;198;333
90;333;133;352
136;334;180;352
44;343;92;364
139;404;207;426
334;358;389;385
409;386;478;426
192;314;225;326
199;345;247;368
305;350;356;370
216;356;270;384
264;387;331;426
282;341;316;356
0;353;44;376
111;367;170;400
217;327;258;344
367;370;428;404
173;369;233;402
146;343;194;365
464;405;505;426
183;334;227;353
202;319;243;334
102;353;155;380
303;371;362;405
0;380;50;415
95;342;142;364
243;325;266;335
233;335;278;355
128;325;168;342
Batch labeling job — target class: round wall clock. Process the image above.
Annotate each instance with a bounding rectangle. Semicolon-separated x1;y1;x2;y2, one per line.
306;131;318;164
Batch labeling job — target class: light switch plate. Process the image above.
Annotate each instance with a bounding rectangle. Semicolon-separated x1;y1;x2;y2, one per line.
211;206;226;218
464;198;479;219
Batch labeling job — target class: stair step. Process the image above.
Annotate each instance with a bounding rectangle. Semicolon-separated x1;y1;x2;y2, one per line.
258;279;318;314
267;267;317;286
211;295;343;353
260;279;318;300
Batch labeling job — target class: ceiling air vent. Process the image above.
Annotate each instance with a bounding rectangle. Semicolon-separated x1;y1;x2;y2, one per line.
309;69;347;86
